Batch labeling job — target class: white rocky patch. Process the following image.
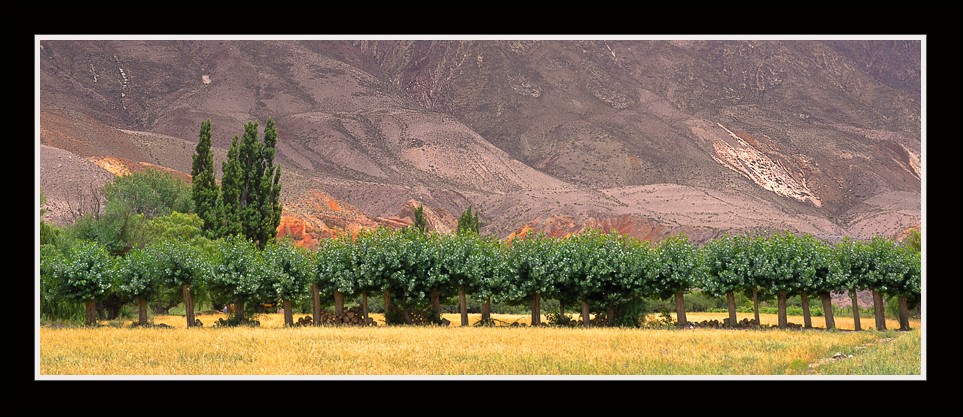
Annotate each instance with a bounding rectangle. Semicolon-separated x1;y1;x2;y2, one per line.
688;120;822;207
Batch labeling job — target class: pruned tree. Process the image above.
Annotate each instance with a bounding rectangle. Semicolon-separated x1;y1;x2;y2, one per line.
433;233;489;326
701;234;752;327
833;238;872;331
650;234;702;328
314;236;356;325
49;240;113;325
209;236;268;323
147;239;211;327
502;232;558;326
116;248;159;325
264;242;312;326
884;246;920;331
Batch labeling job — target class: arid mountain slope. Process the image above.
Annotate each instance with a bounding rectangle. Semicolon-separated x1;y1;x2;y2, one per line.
39;39;921;243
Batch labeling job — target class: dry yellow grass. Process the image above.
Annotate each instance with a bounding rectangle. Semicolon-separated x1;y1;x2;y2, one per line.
40;312;920;376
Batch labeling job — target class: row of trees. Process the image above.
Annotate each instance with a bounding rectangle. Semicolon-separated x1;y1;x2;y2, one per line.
40;117;285;322
41;224;921;330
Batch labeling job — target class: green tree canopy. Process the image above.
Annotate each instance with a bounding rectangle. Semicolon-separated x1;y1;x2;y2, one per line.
218;119;282;248
263;242;313;304
191;119;220;237
456;206;480;235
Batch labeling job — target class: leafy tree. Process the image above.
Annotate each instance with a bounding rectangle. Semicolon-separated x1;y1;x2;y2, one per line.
191;119;220;237
116;248;159;325
701;234;753;326
557;230;643;327
40;243;85;323
139;211;206;247
432;233;491;325
803;236;841;329
833;238;871;331
313;236;357;324
209;236;268;323
354;228;410;324
264;242;312;326
744;235;776;325
884;246;920;330
104;169;193;218
69;170;192;257
389;229;442;324
650;234;702;327
472;235;504;325
219;119;282;248
766;232;820;329
146;239;211;327
502;232;558;326
456;206;480;235
423;233;454;320
49;240;113;325
863;237;910;331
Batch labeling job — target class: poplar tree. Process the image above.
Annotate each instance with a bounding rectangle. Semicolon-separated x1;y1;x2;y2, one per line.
191;119;220;237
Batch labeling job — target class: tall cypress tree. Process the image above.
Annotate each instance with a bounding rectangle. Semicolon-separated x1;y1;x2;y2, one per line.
218;119;283;248
413;205;428;233
258;118;282;247
456;206;480;235
220;135;243;238
191;120;220;237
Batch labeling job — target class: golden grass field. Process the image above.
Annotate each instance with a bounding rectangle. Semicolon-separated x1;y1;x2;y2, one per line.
39;312;921;376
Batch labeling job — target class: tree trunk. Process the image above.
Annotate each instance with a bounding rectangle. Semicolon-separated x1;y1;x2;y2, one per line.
334;291;344;316
820;292;836;330
777;291;788;329
85;300;97;325
137;298;148;326
234;300;245;321
581;300;590;326
531;292;541;326
107;302;121;320
458;286;468;326
872;290;887;330
430;289;441;318
283;300;294;327
182;284;195;328
607;305;617;327
801;292;812;328
674;292;687;328
383;291;392;314
402;308;413;324
311;284;321;327
898;296;911;331
361;291;369;323
481;297;491;323
752;287;760;325
559;299;566;324
850;289;861;331
96;302;106;321
726;291;737;327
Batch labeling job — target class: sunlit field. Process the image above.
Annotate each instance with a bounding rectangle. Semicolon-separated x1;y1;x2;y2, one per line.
39;312;920;376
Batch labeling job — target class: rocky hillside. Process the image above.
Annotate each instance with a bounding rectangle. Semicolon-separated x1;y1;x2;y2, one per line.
39;39;921;244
